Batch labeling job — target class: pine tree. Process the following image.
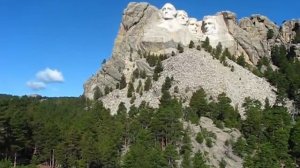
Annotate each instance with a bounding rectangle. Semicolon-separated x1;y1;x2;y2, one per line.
215;42;223;59
189;88;209;117
127;82;135;98
161;77;172;92
140;70;146;79
193;152;208;168
133;69;140;79
136;80;142;93
293;23;300;43
104;86;110;95
171;51;176;56
154;59;163;74
153;60;163;81
267;29;274;39
144;77;152;91
93;86;102;100
189;40;195;48
177;44;184;53
120;74;127;89
202;37;211;52
237;53;246;67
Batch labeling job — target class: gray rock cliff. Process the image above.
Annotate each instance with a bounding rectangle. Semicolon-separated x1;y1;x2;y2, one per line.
84;2;299;107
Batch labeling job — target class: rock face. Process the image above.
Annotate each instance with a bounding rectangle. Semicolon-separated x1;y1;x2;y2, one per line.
84;2;299;105
281;20;300;43
184;117;243;168
100;49;276;116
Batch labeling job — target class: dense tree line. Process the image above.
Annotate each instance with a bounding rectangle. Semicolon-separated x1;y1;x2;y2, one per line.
233;97;299;167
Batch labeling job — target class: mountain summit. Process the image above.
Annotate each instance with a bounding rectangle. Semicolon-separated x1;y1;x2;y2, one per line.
84;2;299;114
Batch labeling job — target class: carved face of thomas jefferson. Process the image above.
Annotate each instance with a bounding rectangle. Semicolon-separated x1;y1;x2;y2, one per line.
161;3;177;20
176;10;189;25
188;18;198;34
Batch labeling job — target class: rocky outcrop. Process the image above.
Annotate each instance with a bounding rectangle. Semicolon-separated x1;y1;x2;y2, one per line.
84;3;157;99
281;20;300;43
184;117;243;168
100;49;276;116
220;12;275;64
84;2;298;106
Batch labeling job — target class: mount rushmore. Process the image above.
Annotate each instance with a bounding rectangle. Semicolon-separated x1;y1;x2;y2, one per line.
84;2;299;114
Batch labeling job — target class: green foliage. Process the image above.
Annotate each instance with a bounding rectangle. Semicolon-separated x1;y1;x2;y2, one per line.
2;81;299;168
202;37;212;53
237;53;246;67
193;152;208;168
177;44;184;53
171;51;176;56
153;71;159;81
257;56;270;70
188;89;240;128
267;29;274;39
215;42;223;59
153;59;164;81
144;77;152;91
205;138;213;148
0;160;12;168
265;45;300;108
222;48;232;60
161;77;172;93
215;93;241;128
127;82;135;97
189;40;195;48
196;45;201;51
93;86;102;100
117;102;127;115
154;59;163;74
291;121;300;158
189;88;209;118
140;70;147;79
240;97;296;168
120;74;127;89
122;144;167;168
232;137;247;157
136;80;142;93
181;131;192;168
104;85;110;95
196;132;204;144
133;68;140;79
145;53;167;68
293;23;300;43
164;144;178;167
219;158;227;168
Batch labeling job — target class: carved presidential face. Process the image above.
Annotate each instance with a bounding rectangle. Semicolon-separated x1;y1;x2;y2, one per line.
188;18;198;34
161;3;177;20
176;10;189;25
203;17;217;35
196;21;203;34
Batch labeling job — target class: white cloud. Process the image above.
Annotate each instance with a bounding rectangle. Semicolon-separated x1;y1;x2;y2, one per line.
36;68;64;83
26;81;46;90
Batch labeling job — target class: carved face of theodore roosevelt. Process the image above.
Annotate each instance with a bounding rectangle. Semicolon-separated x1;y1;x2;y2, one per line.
161;3;177;19
176;10;189;25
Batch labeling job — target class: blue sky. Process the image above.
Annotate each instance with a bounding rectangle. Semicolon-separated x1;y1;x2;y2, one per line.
0;0;299;97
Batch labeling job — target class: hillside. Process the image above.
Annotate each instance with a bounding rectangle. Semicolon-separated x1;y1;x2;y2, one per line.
1;2;300;168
